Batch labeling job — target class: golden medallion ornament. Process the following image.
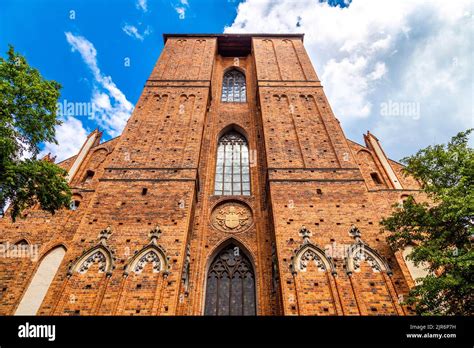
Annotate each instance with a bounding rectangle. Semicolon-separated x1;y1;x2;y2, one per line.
211;201;253;233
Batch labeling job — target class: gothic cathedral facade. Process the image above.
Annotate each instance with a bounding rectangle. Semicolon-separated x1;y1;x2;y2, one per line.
0;34;424;316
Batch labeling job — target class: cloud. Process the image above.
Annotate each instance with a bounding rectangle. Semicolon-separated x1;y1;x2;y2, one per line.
136;0;148;12
174;0;189;19
40;116;89;162
122;24;151;41
65;32;134;137
43;32;134;162
225;0;473;160
64;32;99;76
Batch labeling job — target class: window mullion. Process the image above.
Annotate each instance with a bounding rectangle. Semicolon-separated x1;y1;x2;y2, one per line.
220;145;224;195
231;143;234;195
215;132;250;196
221;70;246;103
239;144;243;195
224;144;228;195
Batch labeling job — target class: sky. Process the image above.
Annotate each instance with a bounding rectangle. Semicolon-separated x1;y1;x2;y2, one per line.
0;0;472;162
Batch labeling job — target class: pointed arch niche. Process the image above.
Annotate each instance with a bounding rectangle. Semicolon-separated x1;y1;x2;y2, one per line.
290;227;340;315
15;246;66;315
57;228;115;315
118;245;169;315
204;240;256;316
114;227;170;316
346;227;402;315
125;245;168;275
356;149;387;189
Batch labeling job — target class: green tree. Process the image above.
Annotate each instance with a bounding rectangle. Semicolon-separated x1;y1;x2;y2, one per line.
0;45;71;221
381;130;473;315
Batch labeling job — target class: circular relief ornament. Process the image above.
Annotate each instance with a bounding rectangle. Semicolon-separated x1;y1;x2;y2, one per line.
211;201;253;233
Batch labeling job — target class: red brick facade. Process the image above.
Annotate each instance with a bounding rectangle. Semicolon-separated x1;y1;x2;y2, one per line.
0;34;422;316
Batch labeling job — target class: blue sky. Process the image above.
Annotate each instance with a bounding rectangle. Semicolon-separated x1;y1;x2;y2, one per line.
0;0;471;162
0;0;245;105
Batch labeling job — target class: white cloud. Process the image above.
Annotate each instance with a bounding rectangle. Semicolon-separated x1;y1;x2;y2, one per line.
65;32;134;137
136;0;148;12
40;116;89;162
42;32;134;162
368;62;387;81
225;0;473;160
322;56;372;118
122;23;151;41
64;32;99;76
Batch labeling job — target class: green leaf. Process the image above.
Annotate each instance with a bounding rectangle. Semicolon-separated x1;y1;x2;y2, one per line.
0;45;71;221
381;129;474;315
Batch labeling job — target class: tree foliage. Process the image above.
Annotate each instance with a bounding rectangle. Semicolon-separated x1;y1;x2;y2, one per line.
381;130;473;315
0;45;71;221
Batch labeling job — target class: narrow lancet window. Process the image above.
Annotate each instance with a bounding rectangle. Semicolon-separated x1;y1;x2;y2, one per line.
214;131;250;196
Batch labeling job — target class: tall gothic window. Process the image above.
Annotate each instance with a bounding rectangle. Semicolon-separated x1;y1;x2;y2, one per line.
214;131;250;196
204;244;256;316
221;69;246;102
15;246;66;315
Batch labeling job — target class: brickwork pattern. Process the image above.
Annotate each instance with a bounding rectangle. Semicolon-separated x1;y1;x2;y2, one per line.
0;34;422;316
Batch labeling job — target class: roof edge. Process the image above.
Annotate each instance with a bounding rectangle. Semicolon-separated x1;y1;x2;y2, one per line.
162;33;305;43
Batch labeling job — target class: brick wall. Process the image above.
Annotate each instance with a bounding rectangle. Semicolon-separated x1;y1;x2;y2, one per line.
0;34;422;316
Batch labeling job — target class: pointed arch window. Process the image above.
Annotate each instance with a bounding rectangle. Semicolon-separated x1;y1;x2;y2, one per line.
221;69;246;103
204;243;256;316
15;246;66;315
214;131;250;196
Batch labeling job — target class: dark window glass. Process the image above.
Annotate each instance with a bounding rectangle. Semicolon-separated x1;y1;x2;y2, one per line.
84;170;95;183
204;244;256;316
370;172;383;185
70;200;80;211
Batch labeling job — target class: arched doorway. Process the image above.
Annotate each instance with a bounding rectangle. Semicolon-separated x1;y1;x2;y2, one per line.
204;243;256;315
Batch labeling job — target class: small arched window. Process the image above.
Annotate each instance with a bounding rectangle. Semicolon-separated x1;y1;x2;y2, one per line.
69;194;82;211
14;239;29;246
214;131;250;196
221;69;246;103
83;170;95;183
